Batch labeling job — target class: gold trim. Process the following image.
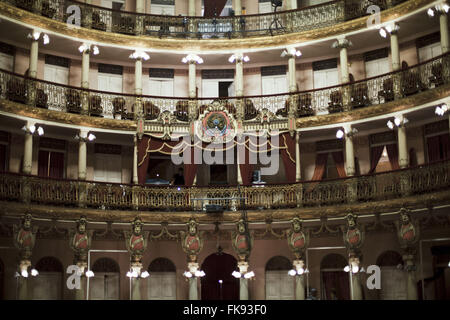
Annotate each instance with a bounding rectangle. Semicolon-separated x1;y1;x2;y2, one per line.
0;0;435;52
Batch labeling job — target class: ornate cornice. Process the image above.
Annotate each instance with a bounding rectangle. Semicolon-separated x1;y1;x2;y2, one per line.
0;0;435;53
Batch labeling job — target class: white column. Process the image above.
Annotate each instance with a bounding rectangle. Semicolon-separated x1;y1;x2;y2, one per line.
189;278;198;300
295;132;301;182
239;278;249;300
29;36;39;79
133;135;139;185
235;55;244;97
132;278;141;300
404;255;418;300
288;54;297;92
390;32;401;71
336;37;351;83
295;276;305;300
397;118;409;169
78;129;88;181
136;0;144;13
440;13;449;53
135;58;143;95
234;0;242;15
290;0;297;10
188;0;196;16
344;125;355;176
81;50;90;89
189;62;196;98
23;122;34;175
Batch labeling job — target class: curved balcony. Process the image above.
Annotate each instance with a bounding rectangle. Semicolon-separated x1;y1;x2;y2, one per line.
0;53;449;129
1;159;449;216
1;0;410;39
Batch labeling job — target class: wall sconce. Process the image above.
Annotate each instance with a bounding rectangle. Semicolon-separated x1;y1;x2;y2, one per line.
435;103;448;116
129;50;150;61
281;47;302;58
228;53;250;63
336;127;358;139
378;23;400;38
231;270;255;279
78;43;99;55
387;116;408;130
22;124;44;136
74;132;96;142
27;31;50;45
126;266;149;278
182;54;203;64
427;2;449;17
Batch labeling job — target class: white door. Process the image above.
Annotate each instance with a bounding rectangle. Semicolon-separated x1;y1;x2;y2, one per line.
90;272;120;300
44;64;69;85
265;271;295;300
380;267;407;300
32;272;61;300
313;68;339;88
151;4;175;15
365;57;390;78
147;272;176;300
148;79;174;97
262;75;288;95
0;52;14;72
202;79;219;101
98;73;123;93
418;42;442;62
94;153;122;183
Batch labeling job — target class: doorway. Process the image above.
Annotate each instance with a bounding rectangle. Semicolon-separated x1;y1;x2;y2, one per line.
201;252;239;300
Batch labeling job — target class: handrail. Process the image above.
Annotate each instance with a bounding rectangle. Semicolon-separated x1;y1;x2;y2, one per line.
0;158;448;211
0;52;448;120
0;0;408;39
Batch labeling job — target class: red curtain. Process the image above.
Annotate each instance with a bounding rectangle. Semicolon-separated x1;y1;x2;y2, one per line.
441;134;450;160
183;146;197;186
369;145;385;173
38;150;49;177
331;151;346;178
311;153;328;181
386;143;400;170
238;137;253;185
203;0;228;17
49;152;64;179
280;133;296;183
137;136;151;185
0;144;6;172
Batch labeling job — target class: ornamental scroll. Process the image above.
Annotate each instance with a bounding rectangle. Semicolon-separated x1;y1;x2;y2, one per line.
124;217;149;268
180;218;204;263
231;219;253;262
286;217;309;260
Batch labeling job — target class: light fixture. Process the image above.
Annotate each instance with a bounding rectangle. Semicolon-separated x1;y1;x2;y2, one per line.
30;268;39;276
218;279;223;284
182;54;203;64
126;270;139;278
343;265;350;272
29;124;36;134
140;271;150;278
427;3;450;17
387;116;408;130
281;47;302;58
379;28;387;38
85;270;94;278
228;53;250;63
42;34;50;45
183;271;193;278
231;271;241;278
244;271;255;279
37;126;44;136
92;45;99;55
387;120;394;130
351;265;359;273
448;261;450;267
336;129;344;139
195;270;206;277
288;269;297;276
427;7;435;17
32;31;41;41
21;269;29;278
435;103;448;116
129;50;150;61
378;23;399;38
78;43;89;53
87;133;96;141
22;124;44;136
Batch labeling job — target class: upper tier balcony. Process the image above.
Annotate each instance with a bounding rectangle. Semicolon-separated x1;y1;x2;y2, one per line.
0;0;431;52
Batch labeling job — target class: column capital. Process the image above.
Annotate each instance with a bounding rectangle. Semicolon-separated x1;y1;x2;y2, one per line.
332;36;352;49
282;47;302;58
78;43;99;55
129;50;150;61
182;54;203;65
229;53;249;64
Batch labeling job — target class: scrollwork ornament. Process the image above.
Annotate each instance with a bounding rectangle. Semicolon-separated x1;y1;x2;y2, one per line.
286;217;309;260
124;217;149;264
341;213;364;255
69;216;92;264
13;213;38;261
180;218;204;263
231;219;253;262
395;207;420;249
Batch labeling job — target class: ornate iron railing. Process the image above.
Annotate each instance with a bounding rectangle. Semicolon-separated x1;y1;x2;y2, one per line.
0;159;448;211
0;52;448;122
1;0;409;39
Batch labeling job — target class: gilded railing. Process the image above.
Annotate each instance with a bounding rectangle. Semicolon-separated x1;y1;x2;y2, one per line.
1;0;408;39
0;159;448;211
0;53;448;122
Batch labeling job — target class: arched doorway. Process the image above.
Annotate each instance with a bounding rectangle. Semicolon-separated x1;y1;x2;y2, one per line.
90;257;120;300
147;257;177;300
0;258;4;300
265;256;294;300
377;250;406;300
201;252;239;300
33;256;64;300
320;253;350;300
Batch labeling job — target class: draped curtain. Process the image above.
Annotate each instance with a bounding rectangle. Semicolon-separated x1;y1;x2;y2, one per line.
386;143;400;170
311;153;328;181
203;0;228;17
137;136;151;185
427;134;450;162
441;134;450;160
0;144;6;172
369;145;385;174
49;152;64;179
183;146;197;186
331;151;346;178
280;133;296;183
38;150;49;177
238;137;253;185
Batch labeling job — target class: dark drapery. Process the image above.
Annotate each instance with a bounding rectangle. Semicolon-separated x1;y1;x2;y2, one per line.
49;152;64;179
369;145;385;174
280;133;296;183
386;143;400;170
441;134;450;160
238;137;253;185
311;153;328;181
38;150;49;177
137;136;151;185
203;0;228;17
0;144;6;172
321;271;350;300
331;151;346;178
183;146;197;186
201;253;239;300
428;134;450;162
